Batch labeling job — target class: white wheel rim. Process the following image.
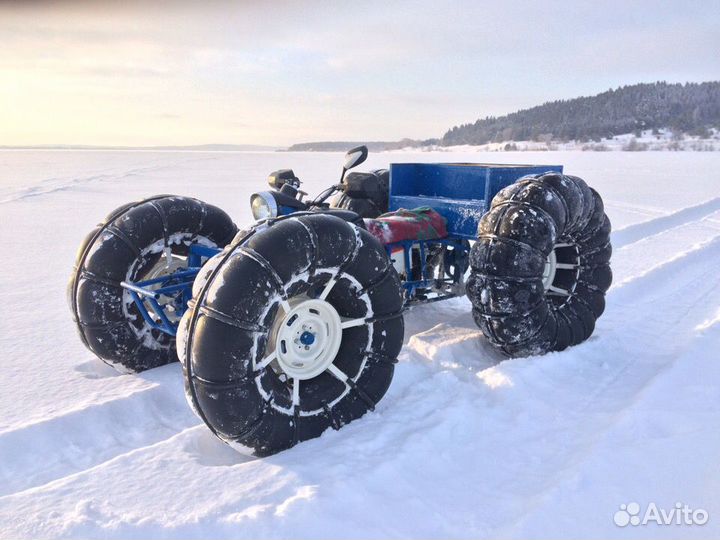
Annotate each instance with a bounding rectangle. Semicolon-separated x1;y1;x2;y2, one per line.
542;249;557;291
253;272;373;415
273;297;343;381
543;243;581;298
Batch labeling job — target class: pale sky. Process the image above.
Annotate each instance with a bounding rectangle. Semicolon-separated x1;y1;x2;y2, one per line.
0;0;717;147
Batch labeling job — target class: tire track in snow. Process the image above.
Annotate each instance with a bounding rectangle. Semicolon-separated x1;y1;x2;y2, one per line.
0;426;265;539
573;233;720;412
0;154;222;204
0;425;247;504
0;377;197;497
499;316;720;538
391;230;720;535
612;230;720;293
612;196;720;248
610;208;720;285
0;164;167;204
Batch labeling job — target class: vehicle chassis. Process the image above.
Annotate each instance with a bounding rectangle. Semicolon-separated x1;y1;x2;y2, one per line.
122;162;563;338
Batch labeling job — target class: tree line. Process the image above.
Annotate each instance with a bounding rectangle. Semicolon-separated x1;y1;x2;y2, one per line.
441;82;720;145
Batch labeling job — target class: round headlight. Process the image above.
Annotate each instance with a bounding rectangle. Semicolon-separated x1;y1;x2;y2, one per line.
250;192;278;220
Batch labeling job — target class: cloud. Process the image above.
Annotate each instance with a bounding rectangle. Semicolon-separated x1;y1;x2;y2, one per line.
0;0;717;146
153;113;182;120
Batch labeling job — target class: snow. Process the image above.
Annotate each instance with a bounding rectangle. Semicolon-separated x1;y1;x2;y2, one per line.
392;128;720;153
1;149;719;538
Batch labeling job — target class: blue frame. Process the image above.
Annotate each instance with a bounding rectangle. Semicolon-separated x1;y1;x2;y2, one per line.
120;244;221;336
385;236;469;303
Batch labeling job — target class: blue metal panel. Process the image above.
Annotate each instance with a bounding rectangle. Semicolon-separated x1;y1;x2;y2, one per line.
120;244;223;337
389;195;488;240
388;163;562;238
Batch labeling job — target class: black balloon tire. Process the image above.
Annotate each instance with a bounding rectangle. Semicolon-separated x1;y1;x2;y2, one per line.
68;195;237;372
179;213;404;457
467;173;612;357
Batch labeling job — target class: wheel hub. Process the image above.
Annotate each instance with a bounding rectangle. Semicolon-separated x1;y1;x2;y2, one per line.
299;331;316;346
143;250;188;322
145;250;186;281
274;298;343;380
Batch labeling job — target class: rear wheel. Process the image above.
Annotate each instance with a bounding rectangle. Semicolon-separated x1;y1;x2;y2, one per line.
179;213;404;456
68;195;237;372
467;173;612;357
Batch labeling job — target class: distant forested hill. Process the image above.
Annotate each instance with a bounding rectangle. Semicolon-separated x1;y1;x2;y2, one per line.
287;138;439;152
441;82;720;145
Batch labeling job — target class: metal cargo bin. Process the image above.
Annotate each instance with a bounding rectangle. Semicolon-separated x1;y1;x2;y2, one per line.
388;163;563;238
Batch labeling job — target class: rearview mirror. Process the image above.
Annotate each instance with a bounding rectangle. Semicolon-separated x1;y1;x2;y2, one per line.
343;145;368;171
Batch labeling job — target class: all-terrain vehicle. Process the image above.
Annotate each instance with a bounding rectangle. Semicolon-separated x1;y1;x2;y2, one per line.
69;146;612;456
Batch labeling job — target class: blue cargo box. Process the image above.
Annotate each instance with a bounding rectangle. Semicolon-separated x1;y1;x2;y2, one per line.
388;163;563;239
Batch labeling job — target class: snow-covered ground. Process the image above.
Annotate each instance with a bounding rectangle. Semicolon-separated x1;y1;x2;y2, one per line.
412;128;720;153
0;150;719;539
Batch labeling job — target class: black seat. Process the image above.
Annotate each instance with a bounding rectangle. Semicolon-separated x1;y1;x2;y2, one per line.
330;169;389;218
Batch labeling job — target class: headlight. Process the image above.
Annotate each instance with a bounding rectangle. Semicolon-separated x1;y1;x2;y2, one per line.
250;192;278;220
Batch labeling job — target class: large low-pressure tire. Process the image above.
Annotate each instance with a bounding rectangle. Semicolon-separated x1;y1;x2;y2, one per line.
68;195;237;372
178;213;404;456
467;173;612;357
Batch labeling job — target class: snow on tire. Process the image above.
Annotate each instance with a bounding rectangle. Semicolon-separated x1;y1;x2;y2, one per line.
68;195;237;372
179;214;404;456
467;173;612;357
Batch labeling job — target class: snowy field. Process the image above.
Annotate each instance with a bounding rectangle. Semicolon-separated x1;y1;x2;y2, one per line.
421;129;720;153
1;149;719;539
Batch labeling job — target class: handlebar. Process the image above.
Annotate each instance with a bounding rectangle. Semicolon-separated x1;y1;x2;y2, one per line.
310;184;343;207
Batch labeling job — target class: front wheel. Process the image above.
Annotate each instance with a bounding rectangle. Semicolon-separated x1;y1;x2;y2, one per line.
179;214;404;456
467;173;612;357
68;195;237;372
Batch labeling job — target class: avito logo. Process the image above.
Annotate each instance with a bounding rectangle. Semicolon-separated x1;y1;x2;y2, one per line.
614;502;709;527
